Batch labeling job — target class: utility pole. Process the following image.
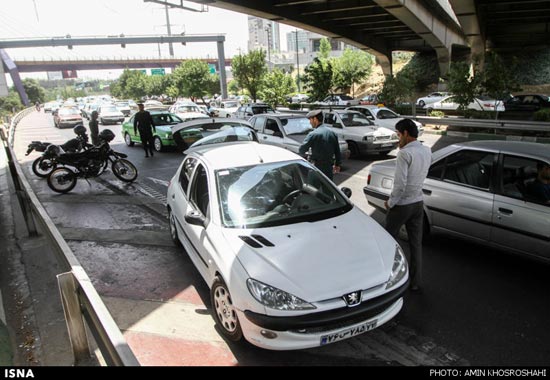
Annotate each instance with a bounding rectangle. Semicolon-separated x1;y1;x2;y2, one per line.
265;25;271;72
295;29;300;92
164;2;174;57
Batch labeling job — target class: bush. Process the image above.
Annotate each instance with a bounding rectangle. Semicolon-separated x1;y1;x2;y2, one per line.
288;103;301;110
533;108;550;122
428;110;445;118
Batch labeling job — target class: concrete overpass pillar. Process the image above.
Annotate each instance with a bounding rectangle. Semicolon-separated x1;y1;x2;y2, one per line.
216;41;228;99
375;53;392;76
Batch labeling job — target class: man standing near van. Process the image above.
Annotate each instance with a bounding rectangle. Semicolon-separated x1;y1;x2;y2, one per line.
384;118;431;292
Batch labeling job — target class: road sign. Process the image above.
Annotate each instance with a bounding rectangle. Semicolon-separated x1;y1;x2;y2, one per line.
151;68;165;76
208;64;216;74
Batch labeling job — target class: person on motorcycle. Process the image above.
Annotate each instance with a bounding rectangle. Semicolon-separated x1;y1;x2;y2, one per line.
133;103;156;158
89;111;100;146
35;101;41;112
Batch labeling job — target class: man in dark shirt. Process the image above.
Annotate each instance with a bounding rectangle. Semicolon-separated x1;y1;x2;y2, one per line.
88;110;100;146
526;161;550;204
133;103;156;157
299;109;341;180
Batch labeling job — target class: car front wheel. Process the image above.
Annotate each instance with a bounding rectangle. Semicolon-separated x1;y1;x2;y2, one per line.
210;276;243;342
124;132;134;147
154;136;163;152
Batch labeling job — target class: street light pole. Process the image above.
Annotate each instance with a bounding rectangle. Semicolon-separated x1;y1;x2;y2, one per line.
295;29;300;92
265;25;271;72
164;2;174;57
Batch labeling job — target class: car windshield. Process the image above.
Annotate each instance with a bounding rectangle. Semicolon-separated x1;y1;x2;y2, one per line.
101;106;118;113
252;106;276;115
216;160;351;228
281;117;312;135
376;109;399;119
339;95;353;100
222;101;239;108
116;102;129;107
152;113;183;125
338;112;373;126
190;126;257;148
59;107;80;115
177;105;201;113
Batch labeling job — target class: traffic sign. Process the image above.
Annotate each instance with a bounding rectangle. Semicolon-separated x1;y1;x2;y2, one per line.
151;68;165;76
208;64;216;74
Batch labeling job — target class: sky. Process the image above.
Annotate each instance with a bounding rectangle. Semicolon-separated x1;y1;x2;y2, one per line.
1;0;297;80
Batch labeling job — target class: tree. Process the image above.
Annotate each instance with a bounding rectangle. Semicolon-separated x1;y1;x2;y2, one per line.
319;38;331;60
379;71;415;108
111;69;147;100
302;57;333;102
145;75;169;97
231;50;267;102
22;78;46;104
0;88;23;118
481;52;521;119
447;60;482;116
332;48;374;96
171;59;213;103
259;69;296;108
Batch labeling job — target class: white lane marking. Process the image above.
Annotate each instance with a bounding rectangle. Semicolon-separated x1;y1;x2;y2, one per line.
147;177;170;187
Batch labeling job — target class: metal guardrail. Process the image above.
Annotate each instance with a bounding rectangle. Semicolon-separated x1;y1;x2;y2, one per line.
1;109;139;366
411;116;550;132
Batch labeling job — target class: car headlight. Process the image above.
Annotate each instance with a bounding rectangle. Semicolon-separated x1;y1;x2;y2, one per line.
386;245;408;289
247;278;316;310
363;135;374;142
391;133;398;140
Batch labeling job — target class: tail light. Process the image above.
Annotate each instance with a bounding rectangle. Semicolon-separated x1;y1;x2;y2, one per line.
367;174;371;185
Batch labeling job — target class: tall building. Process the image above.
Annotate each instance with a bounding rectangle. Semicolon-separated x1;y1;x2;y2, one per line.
247;16;280;53
287;30;309;53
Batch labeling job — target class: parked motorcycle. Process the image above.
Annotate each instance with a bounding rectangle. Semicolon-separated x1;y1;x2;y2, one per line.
47;129;138;193
26;124;92;178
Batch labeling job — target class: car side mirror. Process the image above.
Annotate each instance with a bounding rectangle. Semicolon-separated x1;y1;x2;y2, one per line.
185;210;206;227
341;187;352;198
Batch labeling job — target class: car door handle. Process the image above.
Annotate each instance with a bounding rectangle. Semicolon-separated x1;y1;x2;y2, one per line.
422;189;432;195
498;207;513;215
262;136;268;139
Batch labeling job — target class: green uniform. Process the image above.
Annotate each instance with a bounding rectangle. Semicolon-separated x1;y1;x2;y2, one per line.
299;125;341;180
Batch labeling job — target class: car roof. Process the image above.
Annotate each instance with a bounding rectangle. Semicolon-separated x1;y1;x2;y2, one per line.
171;117;253;134
456;140;550;161
253;113;306;119
188;142;302;170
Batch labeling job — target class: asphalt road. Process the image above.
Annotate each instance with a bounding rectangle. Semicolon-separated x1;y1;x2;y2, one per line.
12;111;550;365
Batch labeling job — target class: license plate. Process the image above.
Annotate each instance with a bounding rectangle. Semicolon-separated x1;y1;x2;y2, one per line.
381;143;394;147
320;319;378;345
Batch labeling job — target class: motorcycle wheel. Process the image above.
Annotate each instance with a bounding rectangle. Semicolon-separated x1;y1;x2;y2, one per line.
112;159;138;182
32;157;57;178
47;167;77;193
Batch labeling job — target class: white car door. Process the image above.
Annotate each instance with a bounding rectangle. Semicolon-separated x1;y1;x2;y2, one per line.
171;158;213;275
261;118;286;148
491;155;550;260
424;149;496;242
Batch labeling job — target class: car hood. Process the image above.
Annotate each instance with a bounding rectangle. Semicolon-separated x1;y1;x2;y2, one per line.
342;125;394;137
100;111;124;117
221;207;396;303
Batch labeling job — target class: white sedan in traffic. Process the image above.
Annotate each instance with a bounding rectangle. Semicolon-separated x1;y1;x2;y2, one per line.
166;142;409;350
346;105;424;136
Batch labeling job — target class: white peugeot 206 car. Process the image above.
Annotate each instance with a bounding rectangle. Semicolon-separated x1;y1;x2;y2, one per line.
166;141;409;350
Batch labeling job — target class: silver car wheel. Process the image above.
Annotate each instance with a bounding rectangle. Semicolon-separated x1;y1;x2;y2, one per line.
213;284;238;333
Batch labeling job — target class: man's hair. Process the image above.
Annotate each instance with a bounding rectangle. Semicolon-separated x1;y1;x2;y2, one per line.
537;161;550;171
137;103;144;107
395;118;419;138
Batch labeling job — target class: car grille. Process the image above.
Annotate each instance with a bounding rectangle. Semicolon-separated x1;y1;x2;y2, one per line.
375;135;391;140
289;302;391;334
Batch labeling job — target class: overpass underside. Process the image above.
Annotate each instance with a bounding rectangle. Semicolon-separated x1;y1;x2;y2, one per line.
189;0;467;77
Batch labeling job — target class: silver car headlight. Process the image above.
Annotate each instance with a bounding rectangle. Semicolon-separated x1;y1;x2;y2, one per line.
391;133;398;140
363;135;374;142
386;245;408;289
247;278;316;311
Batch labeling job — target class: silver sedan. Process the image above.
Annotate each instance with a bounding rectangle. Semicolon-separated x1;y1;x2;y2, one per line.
363;141;550;261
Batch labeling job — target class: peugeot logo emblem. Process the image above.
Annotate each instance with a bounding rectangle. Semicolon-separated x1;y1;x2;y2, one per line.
343;291;361;307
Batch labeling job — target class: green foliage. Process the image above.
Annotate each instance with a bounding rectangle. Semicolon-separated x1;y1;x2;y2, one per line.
227;80;241;95
204;74;221;98
110;69;147;100
0;88;23;118
398;52;440;91
379;72;415;107
259;69;296;108
319;38;331;60
448;61;482;116
171;59;214;103
231;50;268;102
288;103;301;110
482;52;521;108
503;50;550;85
428;110;445;118
533;108;550;122
58;87;86;100
332;48;374;96
145;75;169;97
302;57;333;102
22;78;46;104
